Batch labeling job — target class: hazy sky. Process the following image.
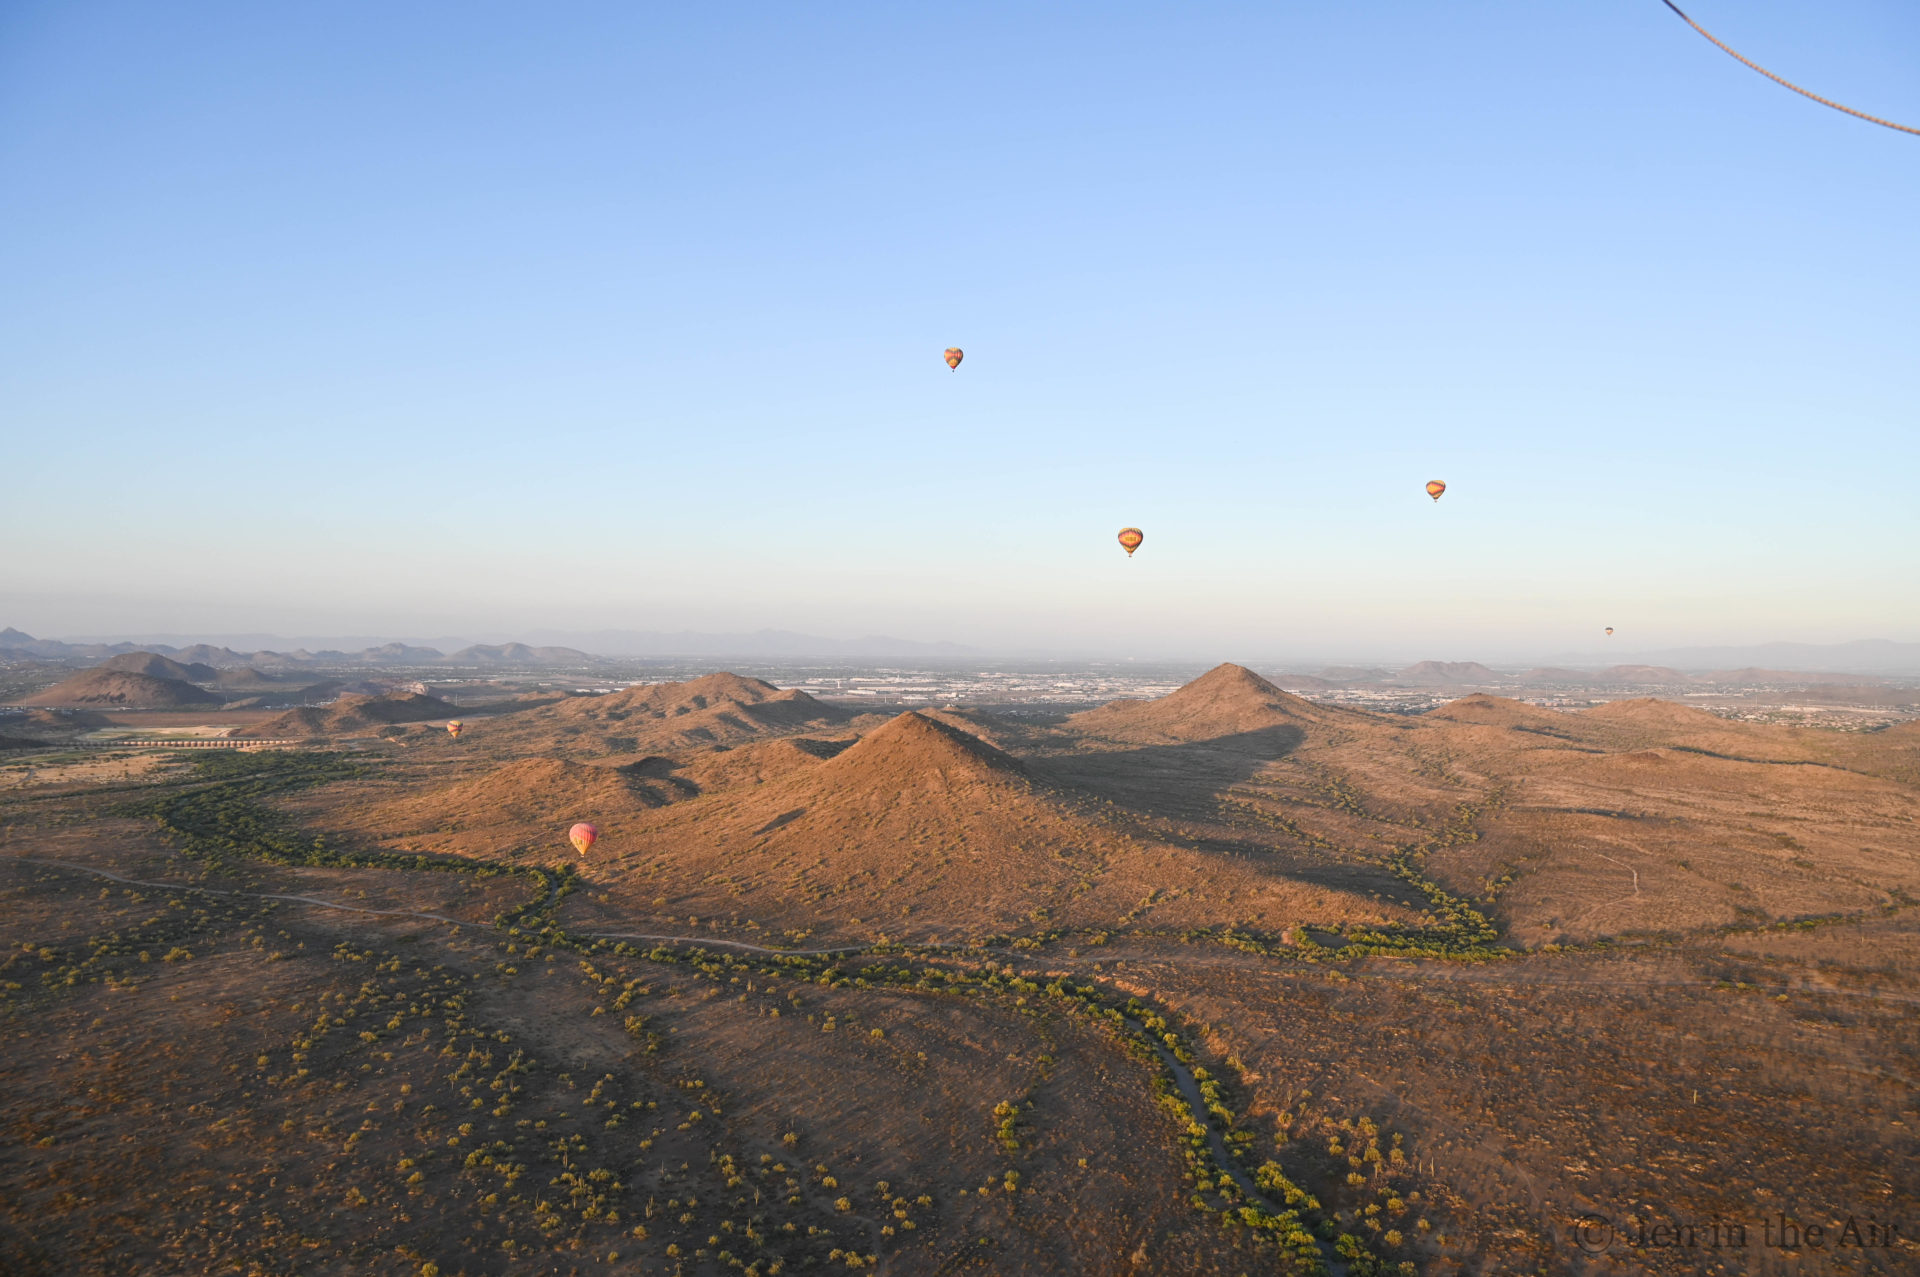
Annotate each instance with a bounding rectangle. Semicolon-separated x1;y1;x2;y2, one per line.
4;1;1916;659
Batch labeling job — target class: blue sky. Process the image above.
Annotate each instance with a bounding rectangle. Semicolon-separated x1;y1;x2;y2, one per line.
3;1;1916;659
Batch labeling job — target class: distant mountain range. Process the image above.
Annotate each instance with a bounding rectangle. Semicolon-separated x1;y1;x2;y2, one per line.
0;629;595;669
5;626;1916;675
0;627;976;664
511;628;981;659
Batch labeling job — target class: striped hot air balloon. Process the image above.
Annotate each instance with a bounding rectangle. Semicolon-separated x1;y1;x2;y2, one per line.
569;822;598;857
446;720;464;739
1425;480;1447;502
1117;527;1145;557
943;347;963;370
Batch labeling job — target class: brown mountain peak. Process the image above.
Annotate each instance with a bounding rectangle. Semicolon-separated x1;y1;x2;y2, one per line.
22;668;222;708
590;671;815;715
98;651;218;683
675;671;784;703
827;711;1025;779
1067;662;1322;744
1172;662;1298;702
1581;697;1727;729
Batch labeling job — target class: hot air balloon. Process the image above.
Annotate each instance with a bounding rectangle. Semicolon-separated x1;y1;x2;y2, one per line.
1605;627;1615;637
446;720;464;739
1117;527;1145;557
1425;480;1447;502
569;822;598;857
944;347;963;370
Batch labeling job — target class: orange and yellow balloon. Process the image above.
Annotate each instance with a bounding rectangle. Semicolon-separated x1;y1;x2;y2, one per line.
569;822;598;857
1117;527;1145;557
446;720;464;739
943;347;963;370
1425;480;1447;502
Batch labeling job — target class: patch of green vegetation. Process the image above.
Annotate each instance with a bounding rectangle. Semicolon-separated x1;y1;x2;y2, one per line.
1307;791;1506;961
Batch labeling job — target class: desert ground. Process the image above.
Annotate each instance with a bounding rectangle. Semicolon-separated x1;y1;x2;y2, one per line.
3;665;1916;1275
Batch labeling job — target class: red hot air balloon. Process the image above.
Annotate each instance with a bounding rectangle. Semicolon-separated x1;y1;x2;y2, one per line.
1425;480;1447;502
943;347;963;370
569;822;598;857
446;720;464;739
1117;527;1145;557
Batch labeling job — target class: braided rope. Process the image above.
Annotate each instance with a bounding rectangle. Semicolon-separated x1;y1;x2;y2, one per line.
1661;0;1918;136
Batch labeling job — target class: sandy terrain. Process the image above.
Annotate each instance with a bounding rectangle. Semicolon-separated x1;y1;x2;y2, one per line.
3;664;1916;1275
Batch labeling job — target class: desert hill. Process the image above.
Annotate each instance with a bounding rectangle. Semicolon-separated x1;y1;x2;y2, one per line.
21;668;222;708
445;642;592;665
1052;675;1920;949
240;691;456;737
1375;697;1920;944
167;643;250;667
1396;660;1506;685
905;706;1043;755
1420;693;1579;730
1066;663;1342;745
1596;664;1692;683
75;650;321;699
1819;718;1920;784
98;651;219;683
1565;695;1872;768
360;642;446;662
332;709;1125;930
0;708;107;746
210;667;320;693
552;710;1406;940
580;671;846;725
651;735;856;795
473;672;852;755
815;709;1029;787
1581;696;1723;727
339;758;672;855
272;664;1920;954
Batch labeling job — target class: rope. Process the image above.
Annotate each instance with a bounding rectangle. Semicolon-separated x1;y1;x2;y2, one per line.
1660;0;1919;136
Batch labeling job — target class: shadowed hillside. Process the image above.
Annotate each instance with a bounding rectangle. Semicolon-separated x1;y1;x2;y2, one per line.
0;709;111;743
573;709;1413;940
239;691;457;737
21;668;222;708
324;706;1415;943
97;651;218;683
